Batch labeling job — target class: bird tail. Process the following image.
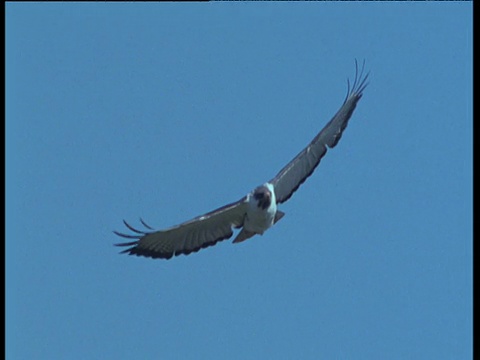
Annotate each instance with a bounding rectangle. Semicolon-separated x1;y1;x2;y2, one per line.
233;229;256;244
274;210;285;224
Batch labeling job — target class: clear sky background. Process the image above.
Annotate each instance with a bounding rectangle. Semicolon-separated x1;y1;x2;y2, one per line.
6;3;472;359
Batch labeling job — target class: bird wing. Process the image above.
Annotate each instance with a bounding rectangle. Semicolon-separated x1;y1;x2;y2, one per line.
270;60;369;204
114;197;248;259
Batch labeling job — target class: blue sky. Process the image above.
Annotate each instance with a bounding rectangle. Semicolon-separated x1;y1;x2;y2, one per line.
6;3;472;359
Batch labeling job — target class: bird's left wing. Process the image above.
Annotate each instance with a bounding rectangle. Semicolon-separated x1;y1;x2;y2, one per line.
270;61;369;204
114;197;248;259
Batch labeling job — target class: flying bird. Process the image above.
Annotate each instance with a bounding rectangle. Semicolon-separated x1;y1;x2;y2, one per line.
114;61;369;260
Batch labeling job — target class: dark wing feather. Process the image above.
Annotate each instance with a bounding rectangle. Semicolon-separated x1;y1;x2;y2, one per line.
114;197;247;259
270;60;369;204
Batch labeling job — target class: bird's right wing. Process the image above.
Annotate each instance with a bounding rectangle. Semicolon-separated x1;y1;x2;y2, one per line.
270;61;369;204
114;197;248;259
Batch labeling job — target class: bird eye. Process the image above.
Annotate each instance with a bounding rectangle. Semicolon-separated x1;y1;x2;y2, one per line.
254;192;264;200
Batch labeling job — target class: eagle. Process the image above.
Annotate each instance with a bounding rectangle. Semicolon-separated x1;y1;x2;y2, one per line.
114;61;369;260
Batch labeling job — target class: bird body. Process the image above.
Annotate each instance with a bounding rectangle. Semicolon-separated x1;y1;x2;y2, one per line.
233;183;282;244
243;183;277;235
114;61;369;260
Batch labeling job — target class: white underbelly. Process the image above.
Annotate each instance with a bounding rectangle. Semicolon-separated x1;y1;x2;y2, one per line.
244;207;275;234
243;183;277;234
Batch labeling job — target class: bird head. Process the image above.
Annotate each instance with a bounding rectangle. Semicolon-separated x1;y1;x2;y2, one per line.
253;186;272;210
